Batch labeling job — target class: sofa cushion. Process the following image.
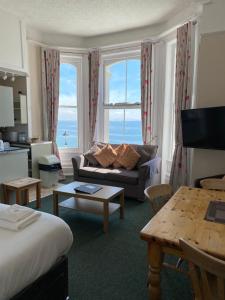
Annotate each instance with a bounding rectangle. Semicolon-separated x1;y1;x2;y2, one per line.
94;144;117;167
84;145;100;166
117;145;141;170
78;167;138;185
113;144;127;168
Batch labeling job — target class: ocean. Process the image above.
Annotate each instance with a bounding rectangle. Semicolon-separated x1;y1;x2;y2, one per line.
56;120;142;148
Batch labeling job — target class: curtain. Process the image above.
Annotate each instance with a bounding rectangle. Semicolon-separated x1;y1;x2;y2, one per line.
169;22;194;191
89;49;100;146
141;41;153;145
41;48;64;177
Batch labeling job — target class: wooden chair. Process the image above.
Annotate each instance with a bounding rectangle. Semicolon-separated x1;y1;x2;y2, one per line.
180;238;225;300
144;184;173;215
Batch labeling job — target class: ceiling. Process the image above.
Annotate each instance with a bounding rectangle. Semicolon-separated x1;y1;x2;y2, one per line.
0;0;200;37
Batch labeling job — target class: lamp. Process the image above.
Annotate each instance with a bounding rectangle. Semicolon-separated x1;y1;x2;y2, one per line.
11;74;15;82
2;72;7;80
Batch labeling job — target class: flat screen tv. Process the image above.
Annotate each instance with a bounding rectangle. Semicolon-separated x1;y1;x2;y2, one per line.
181;106;225;150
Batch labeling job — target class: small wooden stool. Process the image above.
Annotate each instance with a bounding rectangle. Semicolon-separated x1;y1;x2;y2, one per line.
3;177;41;208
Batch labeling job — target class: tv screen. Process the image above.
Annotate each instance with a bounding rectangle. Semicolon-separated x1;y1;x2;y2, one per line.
181;106;225;150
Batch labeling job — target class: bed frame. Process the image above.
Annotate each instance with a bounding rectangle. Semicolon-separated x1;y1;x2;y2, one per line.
11;256;69;300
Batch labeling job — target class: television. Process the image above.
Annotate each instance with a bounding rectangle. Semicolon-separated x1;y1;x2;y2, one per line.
181;106;225;150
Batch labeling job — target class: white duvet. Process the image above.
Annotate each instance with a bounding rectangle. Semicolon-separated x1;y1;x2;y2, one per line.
0;204;73;300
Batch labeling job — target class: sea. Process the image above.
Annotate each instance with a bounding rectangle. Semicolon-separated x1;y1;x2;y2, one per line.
56;120;142;148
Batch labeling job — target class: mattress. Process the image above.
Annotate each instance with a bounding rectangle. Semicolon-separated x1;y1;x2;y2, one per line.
0;204;73;300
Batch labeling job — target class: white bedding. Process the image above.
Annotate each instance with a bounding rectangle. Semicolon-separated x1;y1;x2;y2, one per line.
0;204;73;300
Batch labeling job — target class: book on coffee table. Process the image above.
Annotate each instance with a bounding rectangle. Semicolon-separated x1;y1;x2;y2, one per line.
74;184;102;194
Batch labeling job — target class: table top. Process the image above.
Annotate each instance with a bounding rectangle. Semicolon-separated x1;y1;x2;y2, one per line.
4;177;41;188
140;186;225;260
53;181;124;201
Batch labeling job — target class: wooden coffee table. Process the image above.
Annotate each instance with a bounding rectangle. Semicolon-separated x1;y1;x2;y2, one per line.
53;181;124;233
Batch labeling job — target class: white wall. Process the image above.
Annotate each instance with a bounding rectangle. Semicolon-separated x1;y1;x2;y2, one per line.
190;0;225;183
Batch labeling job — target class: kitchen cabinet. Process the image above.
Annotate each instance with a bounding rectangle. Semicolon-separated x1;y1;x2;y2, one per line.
0;86;14;127
14;95;28;124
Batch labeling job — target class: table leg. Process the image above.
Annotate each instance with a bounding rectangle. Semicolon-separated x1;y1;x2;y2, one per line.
36;182;41;209
16;190;21;205
53;191;59;216
119;191;124;219
147;242;163;300
103;201;109;233
25;189;29;205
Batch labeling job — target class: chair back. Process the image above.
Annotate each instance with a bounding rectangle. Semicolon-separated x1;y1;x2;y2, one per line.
180;238;225;300
144;184;172;214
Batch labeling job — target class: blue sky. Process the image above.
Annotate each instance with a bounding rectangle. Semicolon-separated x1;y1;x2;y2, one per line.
59;59;141;121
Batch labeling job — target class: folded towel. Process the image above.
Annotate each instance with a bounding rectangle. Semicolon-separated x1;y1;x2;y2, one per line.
0;211;41;231
0;204;35;223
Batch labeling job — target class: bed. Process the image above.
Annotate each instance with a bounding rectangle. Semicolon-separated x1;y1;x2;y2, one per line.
0;204;73;300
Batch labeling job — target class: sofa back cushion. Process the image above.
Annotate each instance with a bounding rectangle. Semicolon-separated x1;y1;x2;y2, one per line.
117;145;141;170
96;143;158;168
94;144;117;168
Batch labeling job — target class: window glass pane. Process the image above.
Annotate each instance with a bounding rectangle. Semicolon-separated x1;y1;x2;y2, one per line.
105;61;126;104
59;63;77;106
127;59;141;104
57;107;78;148
105;109;142;144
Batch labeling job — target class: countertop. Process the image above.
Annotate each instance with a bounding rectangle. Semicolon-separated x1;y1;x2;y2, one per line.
0;147;28;155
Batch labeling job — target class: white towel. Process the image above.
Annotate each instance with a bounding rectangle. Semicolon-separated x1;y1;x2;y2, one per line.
0;204;35;223
0;211;41;231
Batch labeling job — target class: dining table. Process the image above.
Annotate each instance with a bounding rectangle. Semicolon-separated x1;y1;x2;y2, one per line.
140;186;225;299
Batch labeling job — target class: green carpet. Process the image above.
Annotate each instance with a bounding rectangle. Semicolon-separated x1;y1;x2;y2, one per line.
29;195;192;300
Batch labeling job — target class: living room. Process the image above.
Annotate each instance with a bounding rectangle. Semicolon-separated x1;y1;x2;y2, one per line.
0;0;225;299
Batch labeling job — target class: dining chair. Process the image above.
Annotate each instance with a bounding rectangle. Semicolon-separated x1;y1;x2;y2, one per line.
180;238;225;300
144;184;173;215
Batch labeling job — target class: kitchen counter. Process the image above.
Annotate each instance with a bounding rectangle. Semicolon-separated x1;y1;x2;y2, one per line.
0;147;28;155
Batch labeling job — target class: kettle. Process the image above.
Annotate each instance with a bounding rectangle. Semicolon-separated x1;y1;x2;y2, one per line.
0;140;4;151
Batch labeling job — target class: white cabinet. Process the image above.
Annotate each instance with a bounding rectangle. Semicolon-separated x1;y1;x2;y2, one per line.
14;95;28;124
0;86;14;127
0;10;27;74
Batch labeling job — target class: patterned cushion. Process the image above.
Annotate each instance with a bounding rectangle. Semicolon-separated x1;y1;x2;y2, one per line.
84;145;100;166
113;144;127;168
94;144;117;168
117;145;141;170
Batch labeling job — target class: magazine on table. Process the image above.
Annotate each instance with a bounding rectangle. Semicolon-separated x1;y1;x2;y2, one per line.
74;184;102;194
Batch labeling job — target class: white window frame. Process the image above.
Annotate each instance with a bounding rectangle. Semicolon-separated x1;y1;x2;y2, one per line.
98;50;141;143
58;54;83;154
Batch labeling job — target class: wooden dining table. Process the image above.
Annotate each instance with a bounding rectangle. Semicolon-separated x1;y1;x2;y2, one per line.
140;186;225;300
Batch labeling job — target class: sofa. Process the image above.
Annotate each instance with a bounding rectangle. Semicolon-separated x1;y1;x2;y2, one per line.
72;143;161;201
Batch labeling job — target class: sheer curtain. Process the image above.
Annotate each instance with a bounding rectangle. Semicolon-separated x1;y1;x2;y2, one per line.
89;49;100;146
141;41;153;145
169;22;195;191
41;48;64;176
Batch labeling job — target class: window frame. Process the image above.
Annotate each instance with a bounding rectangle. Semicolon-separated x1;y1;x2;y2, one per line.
58;54;83;153
98;50;142;143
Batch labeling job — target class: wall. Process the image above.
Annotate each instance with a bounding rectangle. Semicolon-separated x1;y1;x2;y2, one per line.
28;42;43;139
191;0;225;183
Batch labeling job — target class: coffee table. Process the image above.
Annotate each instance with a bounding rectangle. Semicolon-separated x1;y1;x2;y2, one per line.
53;181;124;233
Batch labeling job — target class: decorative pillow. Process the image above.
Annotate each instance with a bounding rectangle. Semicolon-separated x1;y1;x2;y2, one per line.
84;145;101;166
117;145;141;170
94;144;117;168
113;144;127;168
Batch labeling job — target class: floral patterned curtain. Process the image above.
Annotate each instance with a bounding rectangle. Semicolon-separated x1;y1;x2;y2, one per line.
89;49;100;146
169;22;193;191
41;48;64;177
141;42;153;145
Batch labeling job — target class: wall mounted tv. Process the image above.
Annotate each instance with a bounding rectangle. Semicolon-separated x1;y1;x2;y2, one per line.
181;106;225;150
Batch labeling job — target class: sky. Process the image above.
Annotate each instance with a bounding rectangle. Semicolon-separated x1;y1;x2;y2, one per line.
58;59;141;122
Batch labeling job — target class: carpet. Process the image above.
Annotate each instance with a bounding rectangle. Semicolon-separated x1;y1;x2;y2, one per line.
29;195;193;300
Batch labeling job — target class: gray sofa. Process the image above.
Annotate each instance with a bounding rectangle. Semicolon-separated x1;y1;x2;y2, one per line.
72;144;161;201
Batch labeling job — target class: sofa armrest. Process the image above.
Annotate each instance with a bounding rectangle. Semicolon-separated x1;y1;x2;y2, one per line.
71;155;85;179
194;174;225;188
139;157;161;186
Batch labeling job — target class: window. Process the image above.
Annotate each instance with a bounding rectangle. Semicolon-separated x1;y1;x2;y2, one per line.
103;57;142;144
161;40;176;182
56;58;81;150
